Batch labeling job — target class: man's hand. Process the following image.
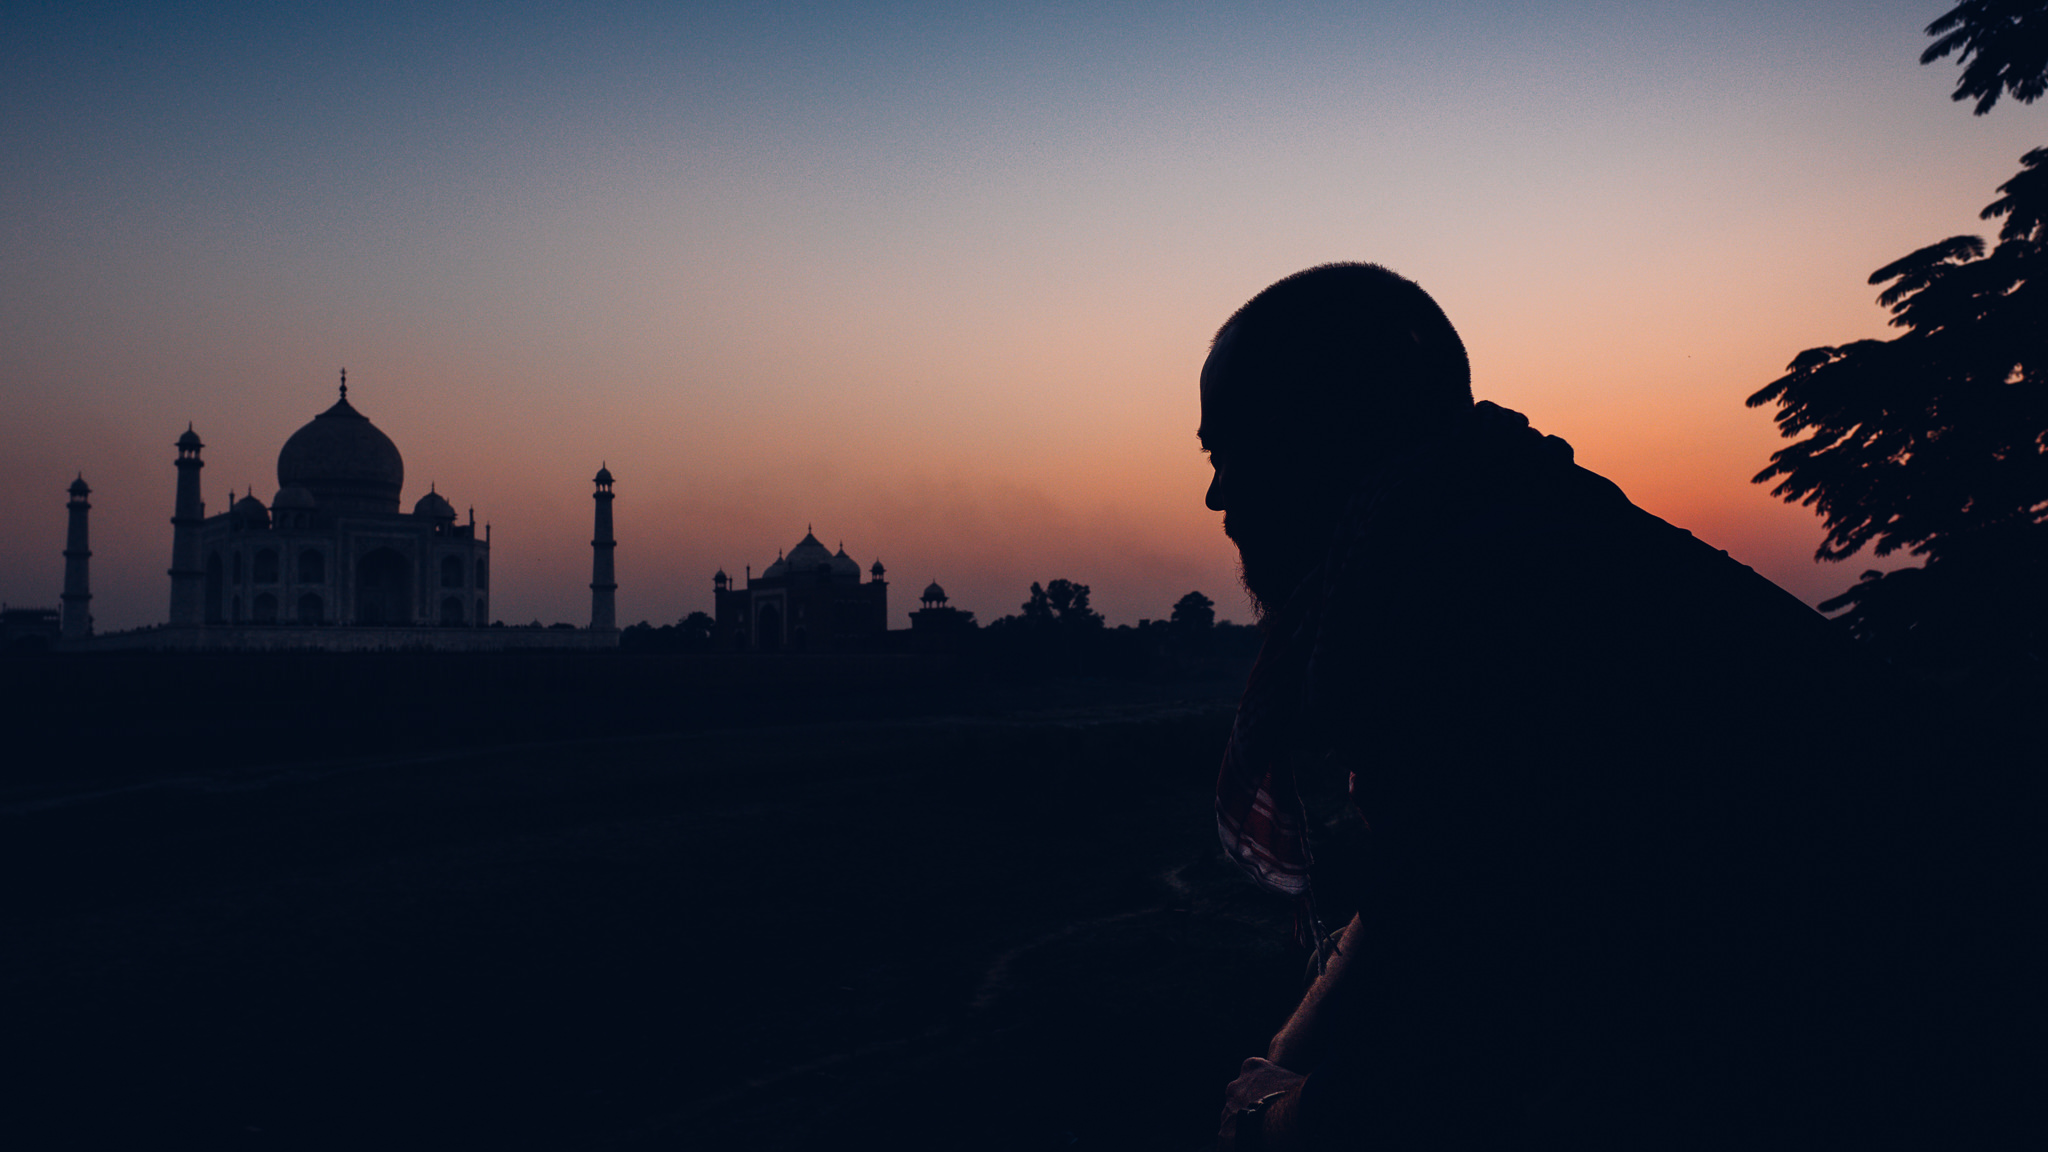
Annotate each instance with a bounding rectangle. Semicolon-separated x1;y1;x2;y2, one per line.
1219;1056;1307;1133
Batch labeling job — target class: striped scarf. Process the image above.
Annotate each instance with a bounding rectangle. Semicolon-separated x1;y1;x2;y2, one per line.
1215;600;1323;896
1214;483;1374;901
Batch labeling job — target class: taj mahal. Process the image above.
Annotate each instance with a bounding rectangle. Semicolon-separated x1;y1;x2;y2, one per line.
16;372;986;656
45;372;619;652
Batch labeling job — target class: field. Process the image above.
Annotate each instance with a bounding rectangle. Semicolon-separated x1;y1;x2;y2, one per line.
3;654;1298;1150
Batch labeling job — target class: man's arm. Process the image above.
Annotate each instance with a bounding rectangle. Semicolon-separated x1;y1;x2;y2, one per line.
1264;913;1362;1071
1218;914;1363;1150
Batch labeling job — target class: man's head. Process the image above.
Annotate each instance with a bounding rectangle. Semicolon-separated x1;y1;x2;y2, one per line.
1198;262;1472;618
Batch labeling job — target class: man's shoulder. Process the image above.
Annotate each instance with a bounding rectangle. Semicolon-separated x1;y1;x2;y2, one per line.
1373;405;1834;644
1326;409;1870;752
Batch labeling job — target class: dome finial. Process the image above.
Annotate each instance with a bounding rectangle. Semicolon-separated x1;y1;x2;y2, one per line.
339;367;347;400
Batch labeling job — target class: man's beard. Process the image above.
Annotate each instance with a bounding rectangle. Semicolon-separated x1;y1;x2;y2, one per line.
1224;507;1332;626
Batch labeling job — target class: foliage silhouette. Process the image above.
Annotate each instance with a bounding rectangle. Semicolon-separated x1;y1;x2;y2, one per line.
620;611;717;652
1171;590;1216;631
1748;149;2048;660
1014;578;1105;631
979;582;1254;676
1922;0;2048;114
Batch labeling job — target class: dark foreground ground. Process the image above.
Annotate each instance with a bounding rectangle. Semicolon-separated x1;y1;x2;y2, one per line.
4;655;1299;1150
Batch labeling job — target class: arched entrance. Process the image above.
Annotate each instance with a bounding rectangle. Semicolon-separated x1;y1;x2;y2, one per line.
356;548;412;625
755;602;783;651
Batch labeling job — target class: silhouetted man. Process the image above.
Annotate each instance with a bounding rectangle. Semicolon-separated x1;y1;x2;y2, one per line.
1200;264;1954;1148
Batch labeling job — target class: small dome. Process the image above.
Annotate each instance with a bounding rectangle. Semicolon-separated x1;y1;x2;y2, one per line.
272;486;316;510
594;465;614;484
762;551;788;579
922;581;947;603
831;546;861;578
276;390;404;515
413;489;456;520
232;493;270;527
177;426;203;450
870;559;886;577
68;474;90;497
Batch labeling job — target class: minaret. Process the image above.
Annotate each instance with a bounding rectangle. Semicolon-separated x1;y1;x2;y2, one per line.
168;425;206;626
61;475;92;640
590;464;617;630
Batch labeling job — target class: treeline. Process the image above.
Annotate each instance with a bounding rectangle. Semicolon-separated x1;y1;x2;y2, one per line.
618;611;716;652
620;584;1264;675
975;582;1261;675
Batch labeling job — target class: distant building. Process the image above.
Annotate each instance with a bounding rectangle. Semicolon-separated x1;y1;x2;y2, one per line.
62;474;92;639
54;372;618;652
908;581;976;651
713;530;887;652
174;387;493;629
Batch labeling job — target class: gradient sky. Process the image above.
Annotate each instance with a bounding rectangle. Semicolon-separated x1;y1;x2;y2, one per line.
4;1;2040;632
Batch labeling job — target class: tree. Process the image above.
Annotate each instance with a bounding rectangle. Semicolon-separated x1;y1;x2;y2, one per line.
1747;149;2048;659
678;611;715;649
1020;581;1055;623
1018;579;1103;630
1046;579;1102;628
1922;0;2048;115
982;578;1112;672
1170;590;1216;631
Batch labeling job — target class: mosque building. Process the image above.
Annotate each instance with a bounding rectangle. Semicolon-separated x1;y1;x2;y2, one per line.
712;530;888;651
53;373;619;651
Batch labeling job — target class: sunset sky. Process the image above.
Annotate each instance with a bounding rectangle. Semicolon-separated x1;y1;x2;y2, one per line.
4;1;2040;632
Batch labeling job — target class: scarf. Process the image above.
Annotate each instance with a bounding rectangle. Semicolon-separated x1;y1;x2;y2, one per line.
1214;485;1377;899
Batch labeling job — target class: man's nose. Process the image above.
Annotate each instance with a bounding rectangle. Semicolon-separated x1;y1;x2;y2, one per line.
1205;466;1228;512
